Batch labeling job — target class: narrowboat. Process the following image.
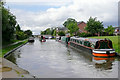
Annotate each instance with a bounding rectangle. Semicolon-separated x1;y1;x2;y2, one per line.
56;36;70;44
28;37;34;42
56;36;62;42
69;37;116;57
39;36;46;42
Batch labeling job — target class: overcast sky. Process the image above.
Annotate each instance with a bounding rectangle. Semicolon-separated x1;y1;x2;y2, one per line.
6;0;119;35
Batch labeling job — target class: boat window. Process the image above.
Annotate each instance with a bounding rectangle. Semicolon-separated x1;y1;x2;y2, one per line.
84;41;91;47
80;41;82;44
75;40;76;42
77;40;79;43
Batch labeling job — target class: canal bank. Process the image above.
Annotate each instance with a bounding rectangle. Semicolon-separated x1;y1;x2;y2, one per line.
1;39;35;78
2;40;28;57
1;58;34;78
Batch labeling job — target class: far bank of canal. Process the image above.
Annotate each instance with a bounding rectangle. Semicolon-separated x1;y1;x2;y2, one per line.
6;38;119;78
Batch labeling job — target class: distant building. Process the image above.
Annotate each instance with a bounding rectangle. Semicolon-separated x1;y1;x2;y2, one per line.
56;27;69;36
114;27;120;35
77;21;87;33
56;27;68;33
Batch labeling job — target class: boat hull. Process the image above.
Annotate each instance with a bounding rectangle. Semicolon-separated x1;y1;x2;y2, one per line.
92;53;116;57
28;40;34;42
92;49;116;57
69;41;92;53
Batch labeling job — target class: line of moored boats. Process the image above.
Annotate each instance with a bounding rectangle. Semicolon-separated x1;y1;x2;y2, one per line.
27;35;118;57
56;36;117;57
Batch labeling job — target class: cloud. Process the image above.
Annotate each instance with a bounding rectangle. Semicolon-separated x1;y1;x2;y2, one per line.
7;0;119;35
6;0;73;7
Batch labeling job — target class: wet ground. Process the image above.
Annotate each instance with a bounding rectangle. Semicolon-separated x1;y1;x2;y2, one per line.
6;38;119;78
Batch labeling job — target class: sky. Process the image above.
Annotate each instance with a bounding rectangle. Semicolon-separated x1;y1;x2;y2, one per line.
6;0;119;35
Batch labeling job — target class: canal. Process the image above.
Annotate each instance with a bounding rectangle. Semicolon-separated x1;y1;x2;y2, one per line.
6;38;118;78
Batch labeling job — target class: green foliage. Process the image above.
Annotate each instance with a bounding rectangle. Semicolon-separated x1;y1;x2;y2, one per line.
16;31;27;40
58;31;65;36
2;40;28;57
16;24;21;31
63;18;79;36
85;17;104;36
51;29;55;36
46;28;51;35
16;29;32;40
2;4;17;41
104;25;115;35
77;32;92;37
53;30;56;36
24;30;32;37
41;28;52;35
41;28;56;36
2;2;33;42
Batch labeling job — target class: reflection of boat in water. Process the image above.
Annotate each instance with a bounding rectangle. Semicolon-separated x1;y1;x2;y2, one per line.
92;57;115;70
40;39;46;42
69;37;116;57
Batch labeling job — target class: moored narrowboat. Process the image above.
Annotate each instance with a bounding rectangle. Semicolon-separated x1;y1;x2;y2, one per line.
28;37;35;42
39;36;46;42
69;37;116;57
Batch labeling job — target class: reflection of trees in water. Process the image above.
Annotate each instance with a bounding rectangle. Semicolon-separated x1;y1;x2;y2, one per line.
6;50;21;65
94;57;115;70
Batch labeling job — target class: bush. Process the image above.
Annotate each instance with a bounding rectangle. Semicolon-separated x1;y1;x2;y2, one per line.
16;31;27;40
58;31;65;36
77;32;92;37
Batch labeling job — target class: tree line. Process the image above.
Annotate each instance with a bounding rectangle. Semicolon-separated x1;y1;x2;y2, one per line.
41;28;57;36
1;2;33;44
41;17;115;37
63;17;115;37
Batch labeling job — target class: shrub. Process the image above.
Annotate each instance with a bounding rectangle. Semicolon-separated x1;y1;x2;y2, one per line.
77;32;92;37
58;31;65;36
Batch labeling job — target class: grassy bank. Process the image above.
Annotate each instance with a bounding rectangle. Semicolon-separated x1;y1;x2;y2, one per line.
88;36;119;54
3;40;21;47
1;40;28;57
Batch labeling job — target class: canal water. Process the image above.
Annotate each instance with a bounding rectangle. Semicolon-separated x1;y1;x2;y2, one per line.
6;38;119;78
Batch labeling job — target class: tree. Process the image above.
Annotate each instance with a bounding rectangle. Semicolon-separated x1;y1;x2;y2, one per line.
41;31;44;35
53;30;56;36
2;2;17;41
24;30;32;37
85;17;104;36
104;25;115;35
58;31;65;36
16;31;27;40
2;2;33;42
51;29;55;36
45;28;51;35
63;18;79;36
16;24;21;31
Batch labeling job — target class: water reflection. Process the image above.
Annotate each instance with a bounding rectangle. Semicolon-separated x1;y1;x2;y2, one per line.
6;49;21;64
93;57;115;70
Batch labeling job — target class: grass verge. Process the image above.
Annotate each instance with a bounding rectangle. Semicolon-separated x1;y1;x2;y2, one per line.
88;36;119;54
1;40;28;57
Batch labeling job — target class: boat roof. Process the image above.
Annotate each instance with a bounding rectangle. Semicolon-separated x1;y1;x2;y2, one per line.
71;37;103;42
